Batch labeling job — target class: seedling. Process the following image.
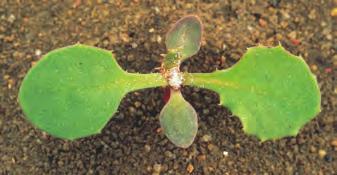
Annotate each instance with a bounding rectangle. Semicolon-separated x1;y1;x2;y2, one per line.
19;16;320;148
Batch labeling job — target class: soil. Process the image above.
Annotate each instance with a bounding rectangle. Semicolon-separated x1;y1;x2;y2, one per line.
0;0;336;174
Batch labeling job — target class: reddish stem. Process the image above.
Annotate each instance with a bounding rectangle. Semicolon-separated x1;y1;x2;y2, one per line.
163;87;171;104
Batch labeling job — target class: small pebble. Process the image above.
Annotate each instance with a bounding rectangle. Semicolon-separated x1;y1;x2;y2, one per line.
8;14;15;23
222;44;227;50
331;7;337;16
258;18;267;27
128;106;136;113
331;139;337;147
164;151;174;158
186;163;194;173
311;64;318;71
309;146;317;153
131;42;138;48
134;101;141;108
35;49;42;56
324;67;332;73
144;144;151;152
288;31;297;39
197;154;206;161
318;149;327;159
156;36;162;43
291;39;301;45
308;9;316;19
223;151;229;157
201;134;212;142
156;127;163;133
153;164;162;173
153;7;160;13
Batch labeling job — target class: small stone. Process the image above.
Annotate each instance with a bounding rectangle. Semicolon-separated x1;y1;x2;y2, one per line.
331;139;337;147
149;28;155;33
223;151;229;157
186;163;194;173
291;39;301;45
156;36;162;43
222;44;227;50
156;127;163;133
258;18;267;27
57;160;64;166
7;79;14;89
318;149;327;159
153;164;162;173
3;75;10;80
308;9;316;19
144;144;151;152
120;33;129;42
35;49;42;56
102;39;109;46
164;151;174;158
207;143;215;151
247;25;253;31
309;146;317;153
128;106;136;113
324;67;332;73
331;7;337;16
201;134;212;142
288;31;297;39
197;154;206;161
131;42;138;48
153;7;160;13
134;101;141;108
8;14;15;23
311;64;318;71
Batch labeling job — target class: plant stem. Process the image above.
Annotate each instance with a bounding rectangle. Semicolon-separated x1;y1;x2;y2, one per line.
126;72;168;91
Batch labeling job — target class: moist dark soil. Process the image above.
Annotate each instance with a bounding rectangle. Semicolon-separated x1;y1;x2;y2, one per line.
1;0;336;174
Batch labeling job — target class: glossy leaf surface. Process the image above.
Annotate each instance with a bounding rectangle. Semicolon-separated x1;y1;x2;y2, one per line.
159;90;198;148
19;44;166;140
184;45;320;140
165;15;202;61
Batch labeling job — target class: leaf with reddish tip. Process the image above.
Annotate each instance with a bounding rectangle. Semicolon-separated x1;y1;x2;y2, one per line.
165;15;202;60
159;90;198;148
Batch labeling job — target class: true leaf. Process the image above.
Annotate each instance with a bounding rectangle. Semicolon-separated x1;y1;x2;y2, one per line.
165;15;202;61
19;44;166;140
183;45;320;140
159;90;198;148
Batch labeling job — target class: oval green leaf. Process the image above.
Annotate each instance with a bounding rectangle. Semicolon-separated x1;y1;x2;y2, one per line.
19;44;166;140
184;45;321;141
165;15;202;61
159;90;198;148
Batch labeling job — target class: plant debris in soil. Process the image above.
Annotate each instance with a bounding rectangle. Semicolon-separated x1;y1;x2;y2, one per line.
0;0;336;174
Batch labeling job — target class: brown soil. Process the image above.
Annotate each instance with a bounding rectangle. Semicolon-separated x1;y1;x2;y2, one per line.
1;0;336;174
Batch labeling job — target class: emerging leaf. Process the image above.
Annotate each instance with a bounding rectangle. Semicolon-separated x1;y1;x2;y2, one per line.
184;45;320;141
19;44;166;140
159;90;198;148
165;15;202;61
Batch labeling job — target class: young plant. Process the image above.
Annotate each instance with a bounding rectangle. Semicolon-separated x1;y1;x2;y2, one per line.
19;16;320;148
